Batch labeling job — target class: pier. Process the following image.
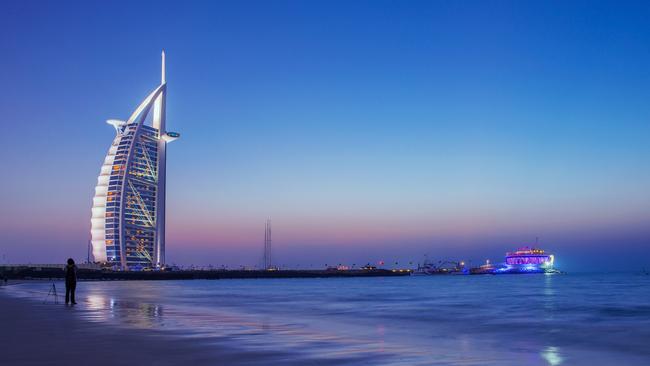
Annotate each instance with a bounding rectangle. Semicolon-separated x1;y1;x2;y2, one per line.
0;265;410;281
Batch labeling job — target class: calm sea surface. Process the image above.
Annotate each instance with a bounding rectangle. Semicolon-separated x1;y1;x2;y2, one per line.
10;273;650;365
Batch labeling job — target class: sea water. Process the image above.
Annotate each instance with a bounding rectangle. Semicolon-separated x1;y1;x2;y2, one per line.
10;273;650;365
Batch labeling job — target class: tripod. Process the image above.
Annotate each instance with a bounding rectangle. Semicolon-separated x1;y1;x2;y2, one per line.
43;283;59;304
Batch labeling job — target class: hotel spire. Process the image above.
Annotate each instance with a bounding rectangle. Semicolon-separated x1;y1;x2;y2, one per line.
161;49;166;84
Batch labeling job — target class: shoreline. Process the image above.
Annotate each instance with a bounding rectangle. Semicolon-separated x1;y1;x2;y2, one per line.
3;274;649;366
0;288;340;366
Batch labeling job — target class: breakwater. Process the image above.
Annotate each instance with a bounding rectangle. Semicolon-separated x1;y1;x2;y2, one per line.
0;266;409;281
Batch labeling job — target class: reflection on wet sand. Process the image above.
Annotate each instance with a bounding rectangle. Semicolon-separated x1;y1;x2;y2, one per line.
86;292;164;328
81;286;418;364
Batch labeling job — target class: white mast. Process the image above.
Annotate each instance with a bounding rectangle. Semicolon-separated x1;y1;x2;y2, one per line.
161;49;166;84
154;50;168;267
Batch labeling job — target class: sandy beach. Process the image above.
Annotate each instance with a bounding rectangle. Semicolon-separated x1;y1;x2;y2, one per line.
0;285;318;366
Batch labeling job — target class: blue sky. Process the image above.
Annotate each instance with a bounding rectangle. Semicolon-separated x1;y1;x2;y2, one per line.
1;0;649;270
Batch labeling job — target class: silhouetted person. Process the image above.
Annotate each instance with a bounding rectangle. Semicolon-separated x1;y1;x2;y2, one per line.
64;258;77;305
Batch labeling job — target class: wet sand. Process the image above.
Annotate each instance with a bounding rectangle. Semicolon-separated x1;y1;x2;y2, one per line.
0;287;317;366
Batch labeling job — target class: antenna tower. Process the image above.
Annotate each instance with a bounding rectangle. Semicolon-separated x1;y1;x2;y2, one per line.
264;219;272;269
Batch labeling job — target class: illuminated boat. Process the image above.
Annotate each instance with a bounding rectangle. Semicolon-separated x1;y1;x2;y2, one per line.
494;247;557;274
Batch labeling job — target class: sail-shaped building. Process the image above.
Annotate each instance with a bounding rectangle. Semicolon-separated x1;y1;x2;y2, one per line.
90;52;179;270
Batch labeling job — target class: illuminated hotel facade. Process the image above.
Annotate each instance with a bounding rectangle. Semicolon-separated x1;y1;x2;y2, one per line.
90;52;179;270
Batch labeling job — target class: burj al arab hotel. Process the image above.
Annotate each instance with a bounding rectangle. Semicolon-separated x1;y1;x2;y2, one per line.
91;52;179;270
